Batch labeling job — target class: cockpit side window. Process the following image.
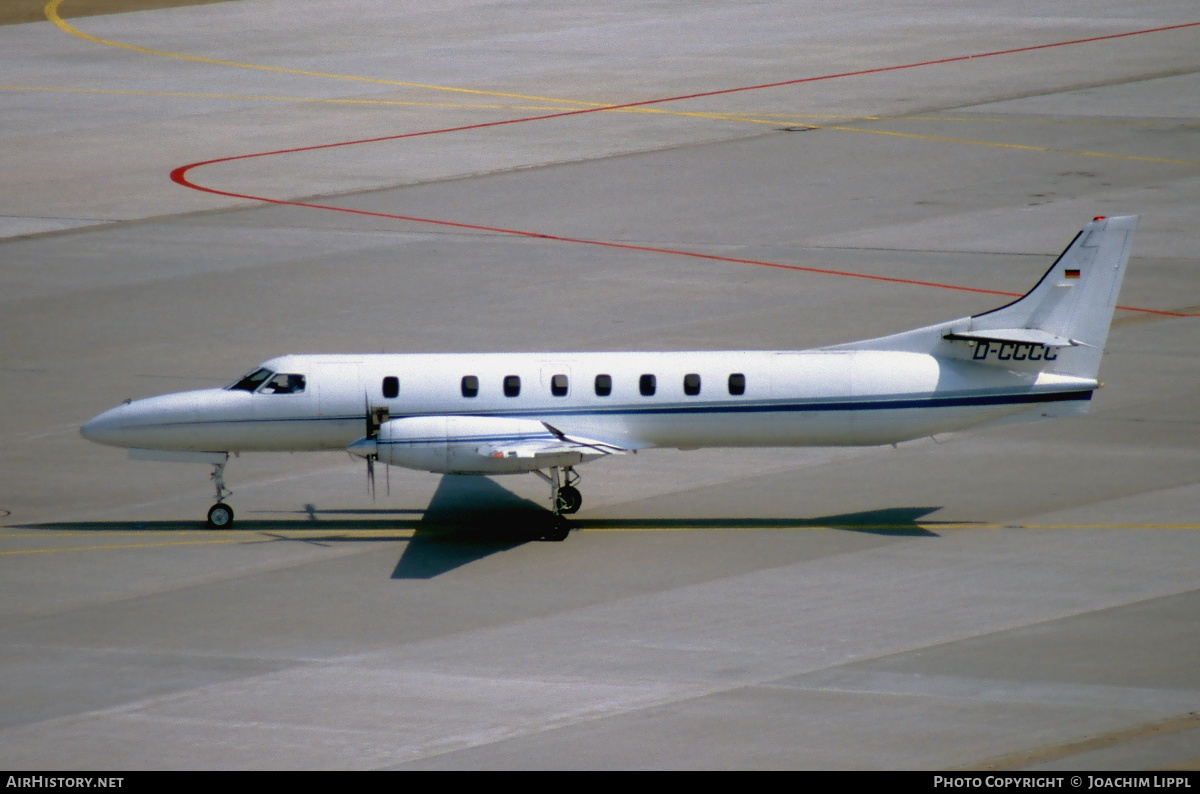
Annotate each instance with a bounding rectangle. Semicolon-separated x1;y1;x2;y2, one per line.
261;373;306;394
228;367;273;392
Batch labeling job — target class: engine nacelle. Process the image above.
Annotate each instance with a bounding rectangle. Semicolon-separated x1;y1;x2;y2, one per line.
361;415;589;474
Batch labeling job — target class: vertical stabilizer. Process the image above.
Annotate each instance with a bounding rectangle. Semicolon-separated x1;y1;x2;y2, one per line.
964;214;1137;378
826;215;1138;380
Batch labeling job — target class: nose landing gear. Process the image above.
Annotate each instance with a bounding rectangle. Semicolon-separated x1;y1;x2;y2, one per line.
206;458;234;529
207;502;234;528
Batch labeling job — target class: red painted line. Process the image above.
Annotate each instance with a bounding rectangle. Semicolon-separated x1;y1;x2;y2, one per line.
169;184;1032;297
173;185;1192;317
171;20;1200;317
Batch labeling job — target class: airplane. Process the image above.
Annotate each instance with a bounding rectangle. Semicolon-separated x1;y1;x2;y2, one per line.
81;215;1138;541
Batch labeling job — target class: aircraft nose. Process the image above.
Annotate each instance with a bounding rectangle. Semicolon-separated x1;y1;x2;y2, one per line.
80;403;135;447
81;388;248;452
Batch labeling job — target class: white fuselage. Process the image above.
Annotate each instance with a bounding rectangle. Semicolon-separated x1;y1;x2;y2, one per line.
81;350;1096;463
75;215;1133;530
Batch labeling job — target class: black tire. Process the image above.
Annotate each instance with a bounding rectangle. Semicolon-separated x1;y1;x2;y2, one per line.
558;485;582;515
207;503;235;529
540;520;571;542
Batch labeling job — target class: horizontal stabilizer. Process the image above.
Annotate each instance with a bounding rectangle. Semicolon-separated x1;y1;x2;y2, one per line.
942;328;1079;348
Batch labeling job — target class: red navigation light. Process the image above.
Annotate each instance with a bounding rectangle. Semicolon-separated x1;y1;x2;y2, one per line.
1093;216;1106;221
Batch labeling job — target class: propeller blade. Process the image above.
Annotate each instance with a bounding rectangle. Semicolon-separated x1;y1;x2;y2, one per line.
362;391;378;501
366;454;376;501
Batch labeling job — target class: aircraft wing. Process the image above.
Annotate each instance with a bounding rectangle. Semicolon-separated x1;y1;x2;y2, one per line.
357;414;643;474
476;422;634;461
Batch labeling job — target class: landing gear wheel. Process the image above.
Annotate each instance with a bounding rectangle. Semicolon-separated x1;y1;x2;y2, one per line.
557;485;582;515
207;502;235;529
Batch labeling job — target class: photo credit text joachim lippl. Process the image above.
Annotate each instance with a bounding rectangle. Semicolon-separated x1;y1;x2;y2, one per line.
934;778;1192;790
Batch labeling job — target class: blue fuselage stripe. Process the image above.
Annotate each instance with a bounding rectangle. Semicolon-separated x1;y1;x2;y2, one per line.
138;389;1093;430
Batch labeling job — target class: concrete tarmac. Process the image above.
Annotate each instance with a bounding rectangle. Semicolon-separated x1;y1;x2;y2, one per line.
1;0;1198;770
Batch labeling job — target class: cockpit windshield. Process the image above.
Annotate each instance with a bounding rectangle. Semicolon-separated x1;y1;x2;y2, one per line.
226;368;307;394
228;367;273;392
262;373;306;394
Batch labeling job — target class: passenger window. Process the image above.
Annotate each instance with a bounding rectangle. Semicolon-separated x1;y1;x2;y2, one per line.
462;375;479;398
728;373;746;395
595;374;612;397
504;375;521;397
550;373;569;397
639;374;656;396
262;373;306;394
382;376;399;399
683;373;701;396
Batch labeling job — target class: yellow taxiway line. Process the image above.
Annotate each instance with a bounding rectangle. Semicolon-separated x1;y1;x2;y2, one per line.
2;523;1198;556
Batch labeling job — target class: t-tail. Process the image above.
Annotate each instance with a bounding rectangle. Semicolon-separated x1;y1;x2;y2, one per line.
827;214;1138;382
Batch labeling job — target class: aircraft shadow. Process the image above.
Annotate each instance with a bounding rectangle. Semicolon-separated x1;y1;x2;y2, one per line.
13;479;951;579
389;474;552;579
572;505;948;536
388;498;950;577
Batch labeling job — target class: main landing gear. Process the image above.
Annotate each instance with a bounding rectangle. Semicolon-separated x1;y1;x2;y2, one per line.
533;466;582;541
206;458;235;529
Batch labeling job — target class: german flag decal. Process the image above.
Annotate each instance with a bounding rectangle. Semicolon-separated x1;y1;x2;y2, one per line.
1064;268;1081;279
